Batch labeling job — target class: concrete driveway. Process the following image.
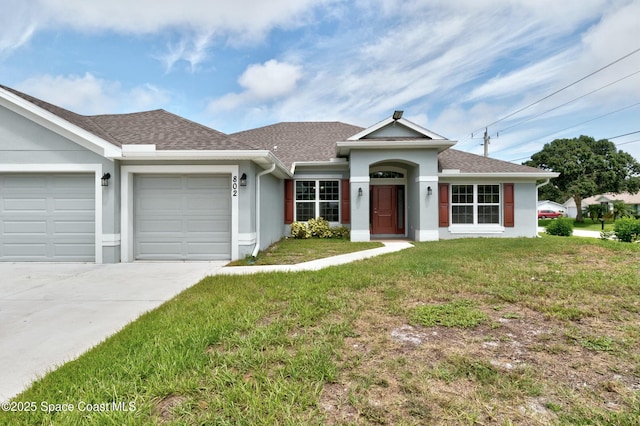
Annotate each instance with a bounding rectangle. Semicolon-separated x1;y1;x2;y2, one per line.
0;261;225;401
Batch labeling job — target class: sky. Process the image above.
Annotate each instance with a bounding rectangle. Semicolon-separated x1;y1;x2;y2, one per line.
0;0;639;163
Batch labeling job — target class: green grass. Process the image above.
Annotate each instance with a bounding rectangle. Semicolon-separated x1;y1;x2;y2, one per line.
412;299;488;328
227;237;383;265
3;237;639;425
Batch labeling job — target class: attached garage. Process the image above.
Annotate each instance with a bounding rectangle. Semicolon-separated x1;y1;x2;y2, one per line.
133;174;231;260
0;173;95;262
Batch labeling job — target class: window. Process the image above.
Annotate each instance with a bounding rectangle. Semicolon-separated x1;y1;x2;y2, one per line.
295;180;340;222
370;171;404;179
451;184;501;225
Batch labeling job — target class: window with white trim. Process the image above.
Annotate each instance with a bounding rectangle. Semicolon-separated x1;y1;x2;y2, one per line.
451;184;500;224
295;180;340;222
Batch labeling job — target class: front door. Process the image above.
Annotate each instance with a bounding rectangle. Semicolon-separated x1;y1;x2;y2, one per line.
372;185;397;234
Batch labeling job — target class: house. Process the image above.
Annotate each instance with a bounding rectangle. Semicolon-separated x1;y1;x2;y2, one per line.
564;192;640;219
537;200;565;213
0;85;558;263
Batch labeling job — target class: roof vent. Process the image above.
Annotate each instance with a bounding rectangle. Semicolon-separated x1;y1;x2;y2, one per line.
392;110;403;120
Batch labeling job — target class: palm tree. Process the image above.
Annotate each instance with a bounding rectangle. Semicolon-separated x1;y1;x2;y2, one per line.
612;200;633;220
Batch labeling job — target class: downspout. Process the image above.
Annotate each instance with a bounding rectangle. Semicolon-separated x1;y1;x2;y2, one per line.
252;162;277;258
535;179;551;238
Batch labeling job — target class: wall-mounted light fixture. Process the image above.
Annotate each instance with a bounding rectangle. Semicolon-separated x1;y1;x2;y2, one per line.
427;186;432;196
240;173;247;186
392;110;404;120
101;173;111;187
358;187;363;197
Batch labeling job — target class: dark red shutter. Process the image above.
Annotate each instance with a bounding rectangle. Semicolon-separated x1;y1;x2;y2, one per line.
438;183;449;227
284;179;294;224
503;183;514;227
341;179;350;224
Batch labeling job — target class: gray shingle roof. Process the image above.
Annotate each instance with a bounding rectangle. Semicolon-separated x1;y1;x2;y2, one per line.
0;85;257;150
2;84;550;175
438;149;545;173
231;122;364;169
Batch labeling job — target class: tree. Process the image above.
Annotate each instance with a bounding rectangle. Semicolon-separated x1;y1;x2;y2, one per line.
612;200;633;220
526;135;640;222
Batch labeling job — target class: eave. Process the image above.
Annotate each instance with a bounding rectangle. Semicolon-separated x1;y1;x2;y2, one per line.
119;148;292;178
336;140;457;156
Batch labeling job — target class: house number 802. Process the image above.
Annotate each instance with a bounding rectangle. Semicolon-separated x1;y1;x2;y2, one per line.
232;175;238;197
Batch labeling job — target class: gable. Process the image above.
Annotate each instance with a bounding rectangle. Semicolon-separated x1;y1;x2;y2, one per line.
0;103;107;161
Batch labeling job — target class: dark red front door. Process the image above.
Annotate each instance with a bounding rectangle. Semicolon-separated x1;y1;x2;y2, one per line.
372;186;397;234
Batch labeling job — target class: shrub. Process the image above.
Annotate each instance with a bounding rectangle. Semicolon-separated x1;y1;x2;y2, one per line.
330;225;350;239
307;217;333;238
613;217;640;243
545;217;573;236
290;221;311;239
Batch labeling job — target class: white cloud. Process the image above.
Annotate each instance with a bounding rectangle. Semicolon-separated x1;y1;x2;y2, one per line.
208;60;302;111
0;0;39;54
5;0;333;69
15;73;170;115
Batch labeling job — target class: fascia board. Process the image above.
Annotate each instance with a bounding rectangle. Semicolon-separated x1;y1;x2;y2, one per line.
438;172;560;179
121;149;292;178
336;140;457;155
0;87;121;159
396;118;447;139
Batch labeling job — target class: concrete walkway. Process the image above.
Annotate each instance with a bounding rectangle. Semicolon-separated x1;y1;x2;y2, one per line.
218;241;414;275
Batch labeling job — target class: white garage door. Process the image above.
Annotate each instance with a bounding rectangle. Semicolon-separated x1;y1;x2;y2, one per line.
0;173;95;262
134;174;231;260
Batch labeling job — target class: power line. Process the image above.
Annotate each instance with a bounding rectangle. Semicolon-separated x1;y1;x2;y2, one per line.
468;46;640;137
504;102;640;162
607;130;640;140
498;69;640;134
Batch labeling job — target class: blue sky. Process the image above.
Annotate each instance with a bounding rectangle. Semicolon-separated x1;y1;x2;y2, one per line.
1;0;639;162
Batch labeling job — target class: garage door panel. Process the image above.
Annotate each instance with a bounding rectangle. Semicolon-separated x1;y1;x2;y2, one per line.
3;198;47;211
134;174;231;260
53;220;94;234
0;173;95;262
2;243;47;257
3;220;48;234
54;198;94;211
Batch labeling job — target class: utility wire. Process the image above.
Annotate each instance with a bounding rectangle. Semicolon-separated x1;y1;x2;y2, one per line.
467;46;640;137
498;69;640;133
504;102;640;162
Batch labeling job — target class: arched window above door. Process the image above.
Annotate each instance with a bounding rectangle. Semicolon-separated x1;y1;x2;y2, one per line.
369;171;404;179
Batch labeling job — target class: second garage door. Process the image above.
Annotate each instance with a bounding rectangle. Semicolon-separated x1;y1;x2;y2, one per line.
134;174;231;260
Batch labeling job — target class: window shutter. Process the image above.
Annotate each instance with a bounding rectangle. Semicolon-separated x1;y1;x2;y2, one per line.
503;183;514;227
438;183;449;227
284;179;294;224
341;179;350;224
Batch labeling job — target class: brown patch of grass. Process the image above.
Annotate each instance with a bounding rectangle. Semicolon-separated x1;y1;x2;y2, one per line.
152;394;187;423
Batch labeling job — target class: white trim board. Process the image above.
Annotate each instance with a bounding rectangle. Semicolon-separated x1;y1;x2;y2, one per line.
120;165;239;262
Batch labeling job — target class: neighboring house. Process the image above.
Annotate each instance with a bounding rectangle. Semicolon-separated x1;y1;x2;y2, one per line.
0;85;557;263
564;193;640;219
537;200;565;213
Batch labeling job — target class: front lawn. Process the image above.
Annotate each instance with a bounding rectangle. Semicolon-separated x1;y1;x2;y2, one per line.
227;238;383;266
4;238;639;425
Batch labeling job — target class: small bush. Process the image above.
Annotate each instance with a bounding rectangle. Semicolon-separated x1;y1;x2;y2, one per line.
546;217;573;236
307;217;333;238
290;221;311;239
330;225;350;239
613;217;640;243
